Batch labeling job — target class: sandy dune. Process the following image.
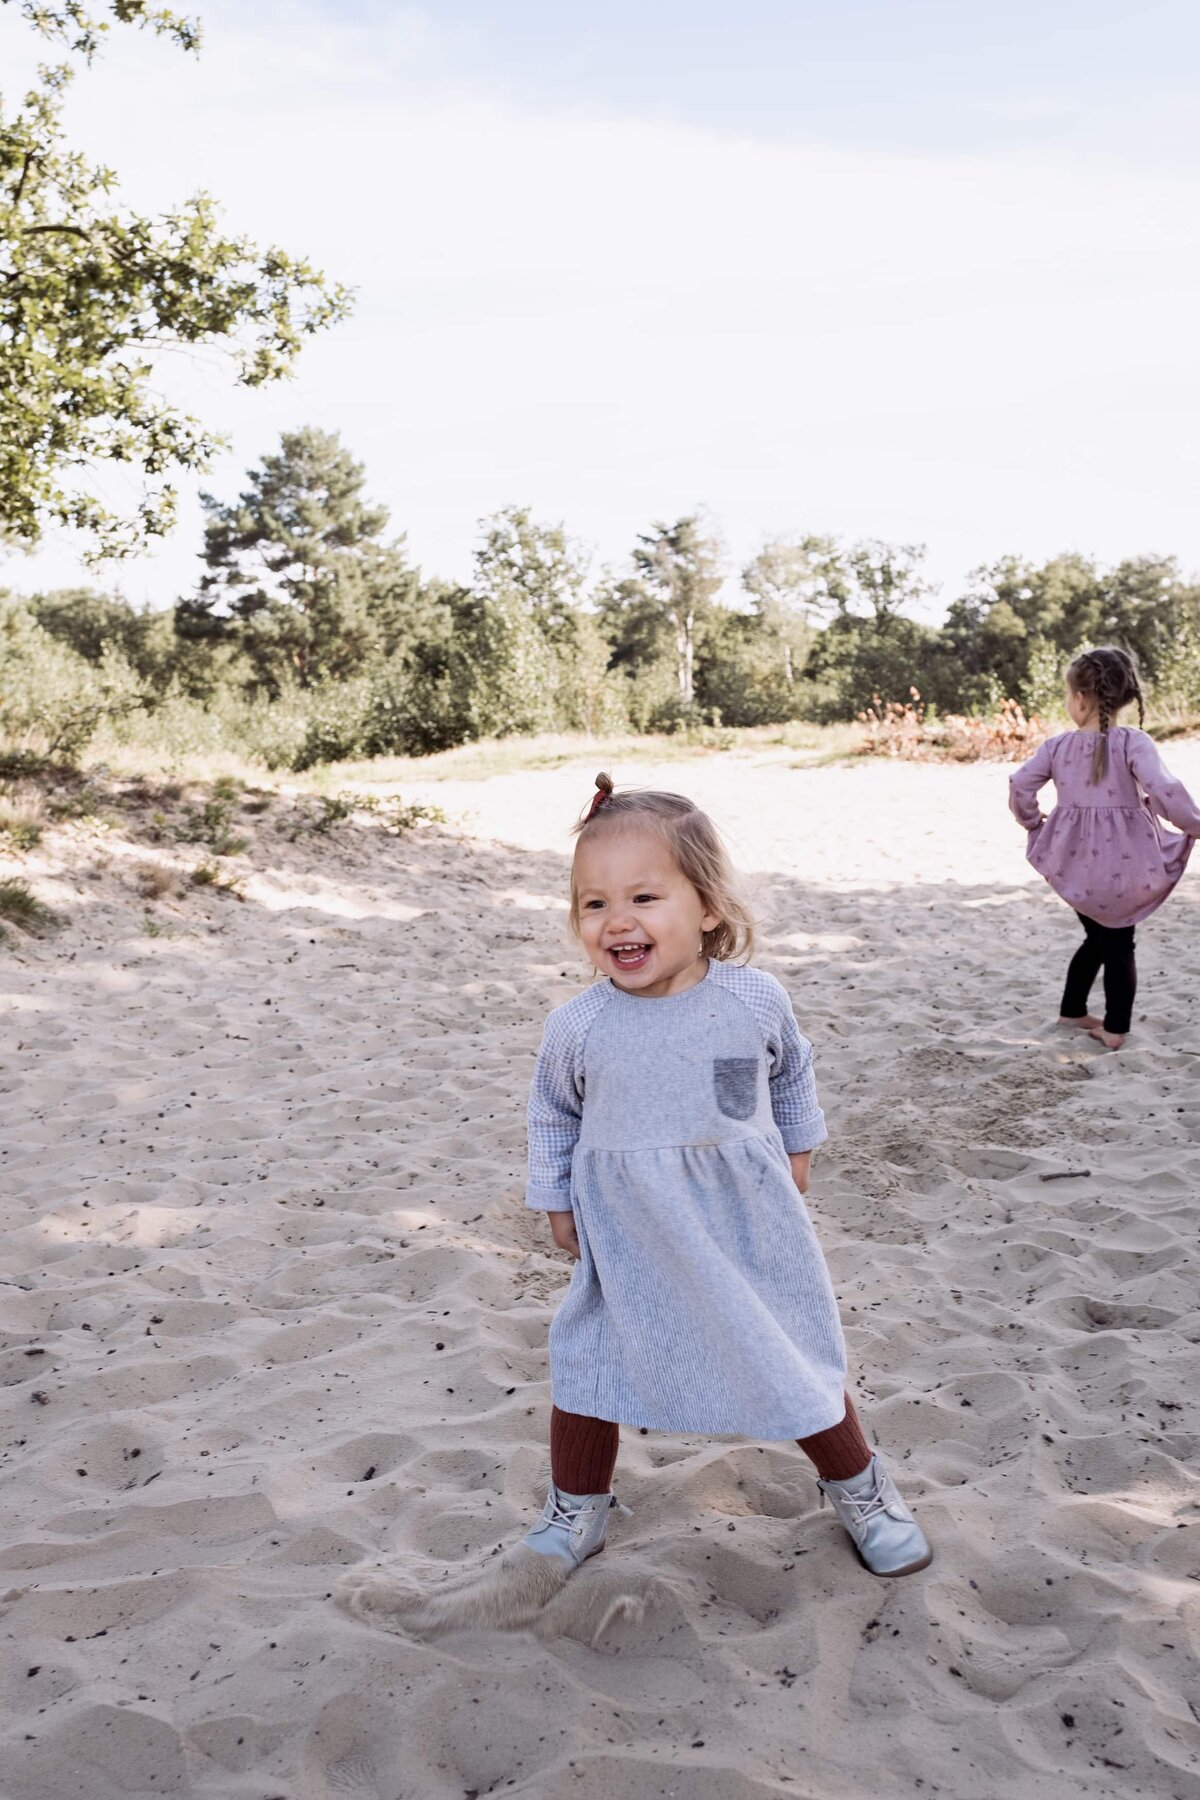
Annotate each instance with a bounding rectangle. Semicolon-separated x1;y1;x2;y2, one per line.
2;747;1199;1800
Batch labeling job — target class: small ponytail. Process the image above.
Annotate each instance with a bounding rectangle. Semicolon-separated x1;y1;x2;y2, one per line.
584;771;615;821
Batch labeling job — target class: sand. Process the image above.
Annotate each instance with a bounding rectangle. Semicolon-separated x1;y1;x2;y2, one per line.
2;746;1199;1800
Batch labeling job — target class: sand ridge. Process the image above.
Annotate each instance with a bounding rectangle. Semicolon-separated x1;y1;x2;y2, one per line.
1;750;1199;1799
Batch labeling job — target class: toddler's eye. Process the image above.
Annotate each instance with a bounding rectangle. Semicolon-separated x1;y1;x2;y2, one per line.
633;893;657;904
583;898;604;910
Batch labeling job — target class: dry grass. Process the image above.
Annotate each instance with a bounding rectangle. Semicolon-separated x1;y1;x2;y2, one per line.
0;797;44;852
190;860;245;899
314;723;867;789
857;694;1050;762
0;877;58;937
133;861;178;901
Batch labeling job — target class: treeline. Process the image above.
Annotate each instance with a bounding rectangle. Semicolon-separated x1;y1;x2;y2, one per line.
4;427;1200;771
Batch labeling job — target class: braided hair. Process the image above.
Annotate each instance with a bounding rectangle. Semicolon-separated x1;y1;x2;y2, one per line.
1064;646;1146;783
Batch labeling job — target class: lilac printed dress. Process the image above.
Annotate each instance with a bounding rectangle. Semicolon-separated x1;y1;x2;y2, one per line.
1009;727;1200;927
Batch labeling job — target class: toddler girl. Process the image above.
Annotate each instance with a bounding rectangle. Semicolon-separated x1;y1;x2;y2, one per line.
341;774;930;1640
1009;645;1200;1048
517;774;929;1594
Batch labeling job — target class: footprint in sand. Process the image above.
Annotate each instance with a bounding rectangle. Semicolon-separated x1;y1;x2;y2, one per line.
1055;1295;1181;1333
338;1544;661;1647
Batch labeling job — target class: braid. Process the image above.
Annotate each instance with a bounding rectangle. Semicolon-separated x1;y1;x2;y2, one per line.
1068;643;1145;784
1093;692;1111;782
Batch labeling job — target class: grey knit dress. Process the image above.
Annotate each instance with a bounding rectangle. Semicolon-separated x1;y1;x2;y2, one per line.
526;960;847;1440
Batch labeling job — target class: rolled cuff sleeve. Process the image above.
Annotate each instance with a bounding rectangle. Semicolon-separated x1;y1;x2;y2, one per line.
769;1007;829;1154
525;1181;575;1212
777;1110;829;1154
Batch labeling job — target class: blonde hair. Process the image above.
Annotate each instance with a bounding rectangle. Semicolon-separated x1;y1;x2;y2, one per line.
569;773;755;963
1065;645;1145;782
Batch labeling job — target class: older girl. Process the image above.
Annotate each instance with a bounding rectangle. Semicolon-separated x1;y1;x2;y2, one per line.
1009;646;1200;1047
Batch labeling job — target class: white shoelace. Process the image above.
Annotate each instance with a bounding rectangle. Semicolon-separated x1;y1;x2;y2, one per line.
544;1490;631;1534
820;1474;890;1523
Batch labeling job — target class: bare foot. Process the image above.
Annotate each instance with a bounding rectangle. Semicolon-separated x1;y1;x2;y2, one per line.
1088;1026;1126;1050
1059;1014;1102;1030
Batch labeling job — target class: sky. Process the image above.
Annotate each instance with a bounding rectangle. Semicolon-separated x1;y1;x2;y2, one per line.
2;0;1200;621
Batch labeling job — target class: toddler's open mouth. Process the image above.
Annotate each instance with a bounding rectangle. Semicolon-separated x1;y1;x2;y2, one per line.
608;941;652;972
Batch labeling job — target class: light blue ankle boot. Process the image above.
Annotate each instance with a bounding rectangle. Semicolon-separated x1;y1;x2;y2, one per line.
817;1452;932;1577
522;1483;630;1570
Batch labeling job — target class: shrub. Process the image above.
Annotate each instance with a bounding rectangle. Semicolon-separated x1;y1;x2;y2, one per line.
620;660;679;734
0;877;58;935
289;791;444;839
804;614;943;723
1152;627;1200;717
190;860;245;897
0;603;146;764
0;799;43;851
364;795;445;834
134;862;177;900
174;793;248;855
857;692;1048;762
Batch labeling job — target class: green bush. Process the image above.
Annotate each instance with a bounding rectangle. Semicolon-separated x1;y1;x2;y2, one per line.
802;613;943;724
0;602;146;763
174;792;247;855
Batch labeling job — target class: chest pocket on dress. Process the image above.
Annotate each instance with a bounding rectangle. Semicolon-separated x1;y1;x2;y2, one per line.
713;1057;759;1120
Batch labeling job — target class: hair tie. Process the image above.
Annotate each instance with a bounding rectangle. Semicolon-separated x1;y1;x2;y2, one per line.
586;772;615;819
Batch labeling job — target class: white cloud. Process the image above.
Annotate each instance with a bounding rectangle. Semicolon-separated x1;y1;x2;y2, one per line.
3;1;1199;618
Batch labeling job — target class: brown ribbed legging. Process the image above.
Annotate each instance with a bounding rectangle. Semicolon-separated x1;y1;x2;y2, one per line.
551;1390;872;1494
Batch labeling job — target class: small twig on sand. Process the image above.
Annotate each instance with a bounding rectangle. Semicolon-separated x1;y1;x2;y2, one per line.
1038;1168;1091;1183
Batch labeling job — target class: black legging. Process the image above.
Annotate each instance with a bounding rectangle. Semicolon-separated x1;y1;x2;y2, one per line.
1061;912;1137;1034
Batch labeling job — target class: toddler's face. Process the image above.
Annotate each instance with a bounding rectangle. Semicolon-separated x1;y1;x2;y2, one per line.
573;825;718;999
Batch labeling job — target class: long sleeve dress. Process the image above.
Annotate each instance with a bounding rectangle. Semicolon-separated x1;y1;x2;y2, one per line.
1008;726;1200;928
525;959;847;1441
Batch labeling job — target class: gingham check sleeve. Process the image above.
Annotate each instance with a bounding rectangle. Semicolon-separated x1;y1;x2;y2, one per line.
526;1004;586;1211
768;999;828;1153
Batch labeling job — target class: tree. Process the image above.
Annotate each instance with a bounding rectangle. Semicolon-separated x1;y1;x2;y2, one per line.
472;505;589;642
5;4;201;61
939;554;1100;708
449;582;559;740
25;584;147;664
630;515;724;705
741;536;842;685
697;608;803;726
1098;556;1199;683
788;536;935;720
0;1;350;562
180;427;418;690
470;505;631;731
841;539;931;626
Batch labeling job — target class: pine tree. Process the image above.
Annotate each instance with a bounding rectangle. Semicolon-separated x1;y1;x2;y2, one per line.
179;428;417;691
